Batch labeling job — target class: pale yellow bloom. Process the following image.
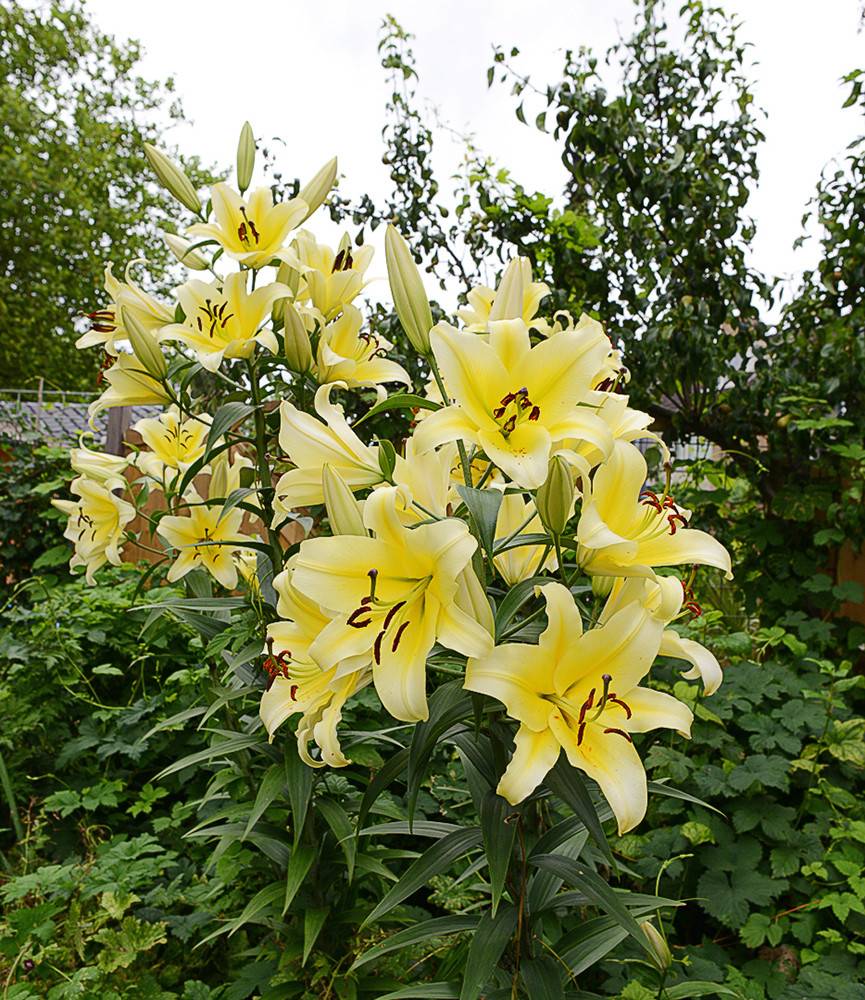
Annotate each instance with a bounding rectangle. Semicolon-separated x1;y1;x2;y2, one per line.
292;230;374;319
315;304;411;390
292;486;493;722
88;353;170;422
161;272;289;371
600;575;723;695
576;441;732;580
187;182;307;268
493;493;555;585
53;477;135;584
414;318;612;489
391;438;457;523
69;445;128;491
133;406;211;485
76;262;173;354
465;582;693;833
555;391;668;471
259;561;372;766
156;489;252;590
274;383;383;514
458;258;550;333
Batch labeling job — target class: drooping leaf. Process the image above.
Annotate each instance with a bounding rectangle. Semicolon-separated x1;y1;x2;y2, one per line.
351;915;480;971
459;905;517;1000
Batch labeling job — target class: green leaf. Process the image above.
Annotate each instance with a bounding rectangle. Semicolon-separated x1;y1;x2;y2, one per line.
206;402;255;455
154;732;262;780
244;763;285;839
545;761;614;866
358;747;409;832
408;681;471;823
459;905;517;1000
351;915;480;971
228;882;283;937
317;797;357;881
647;780;726;817
480;790;517;915
493;576;548;637
373;986;459;1000
302;907;329;966
362;826;483;927
531;854;651;958
456;485;503;562
521;957;564;999
284;737;314;845
355;392;440;427
284;844;316;913
664;985;740;999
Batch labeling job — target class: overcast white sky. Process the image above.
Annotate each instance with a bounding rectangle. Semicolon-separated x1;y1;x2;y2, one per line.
85;0;865;306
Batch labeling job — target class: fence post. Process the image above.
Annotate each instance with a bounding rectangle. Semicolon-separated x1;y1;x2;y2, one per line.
106;406;131;456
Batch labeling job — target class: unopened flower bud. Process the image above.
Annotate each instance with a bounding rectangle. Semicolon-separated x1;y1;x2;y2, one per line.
236;121;255;194
163;233;208;271
283;304;313;373
639;920;671;972
385;225;433;355
535;454;575;537
143;143;201;215
591;574;615;599
122;307;167;379
322;465;367;536
489;257;528;322
209;452;229;500
377;439;397;481
298;156;338;222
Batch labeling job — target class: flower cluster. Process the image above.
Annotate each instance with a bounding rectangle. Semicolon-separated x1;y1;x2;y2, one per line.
55;125;731;835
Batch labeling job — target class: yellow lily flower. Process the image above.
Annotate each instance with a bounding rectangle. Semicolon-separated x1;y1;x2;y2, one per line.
76;262;173;354
315;304;411;390
161;272;289;371
600;575;723;695
53;477;135;584
156;489;252;590
413;317;612;488
132;406;211;485
259;561;372;766
555;391;668;471
292;230;374;319
88;353;170;422
457;258;550;334
273;383;383;514
187;182;307;268
69;445;128;491
576;441;732;579
464;582;693;833
493;492;556;585
292;486;493;722
391;438;458;523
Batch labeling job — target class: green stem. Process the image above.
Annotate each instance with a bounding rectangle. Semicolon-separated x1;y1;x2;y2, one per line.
245;358;284;578
0;749;24;842
428;354;473;487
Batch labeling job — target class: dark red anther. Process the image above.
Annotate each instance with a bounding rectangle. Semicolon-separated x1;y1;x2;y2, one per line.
502;415;516;434
596;377;614;392
289;684;299;701
237;222;248;243
606;696;633;719
603;727;633;743
391;621;410;652
248;220;260;244
382;600;407;632
332;249;346;272
578;687;596;724
577;722;586;746
499;392;516;406
667;512;689;535
347;607;373;628
493;406;506;419
373;630;384;665
528;406;541;421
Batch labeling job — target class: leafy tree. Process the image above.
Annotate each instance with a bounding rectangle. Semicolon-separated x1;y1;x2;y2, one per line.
0;0;213;391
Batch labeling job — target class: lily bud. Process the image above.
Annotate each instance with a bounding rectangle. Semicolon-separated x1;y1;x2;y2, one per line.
143;143;201;215
283;304;313;373
236;121;255;194
385;225;433;355
377;439;397;481
488;257;528;322
276;260;302;298
163;233;208;271
298;156;338;222
535;454;575;537
209;452;230;500
591;574;614;599
639;920;671;972
122;307;167;380
322;464;367;536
